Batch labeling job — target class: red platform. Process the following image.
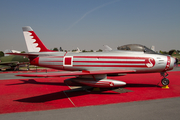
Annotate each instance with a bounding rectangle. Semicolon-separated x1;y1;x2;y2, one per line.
0;71;180;114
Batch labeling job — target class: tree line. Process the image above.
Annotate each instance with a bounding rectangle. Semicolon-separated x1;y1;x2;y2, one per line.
52;47;103;52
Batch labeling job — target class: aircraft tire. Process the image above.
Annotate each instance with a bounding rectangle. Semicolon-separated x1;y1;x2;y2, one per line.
161;78;169;86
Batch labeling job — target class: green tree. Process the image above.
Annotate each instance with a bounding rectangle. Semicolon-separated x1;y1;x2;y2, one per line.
159;50;168;55
96;49;103;52
82;50;94;52
53;48;59;51
21;51;26;53
0;51;4;57
82;50;86;52
72;49;77;52
169;50;176;55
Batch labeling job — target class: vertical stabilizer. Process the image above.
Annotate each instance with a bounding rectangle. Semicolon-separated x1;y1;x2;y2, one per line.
103;45;112;51
22;26;54;52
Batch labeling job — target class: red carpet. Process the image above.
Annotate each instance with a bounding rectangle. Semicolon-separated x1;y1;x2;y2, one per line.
0;71;180;114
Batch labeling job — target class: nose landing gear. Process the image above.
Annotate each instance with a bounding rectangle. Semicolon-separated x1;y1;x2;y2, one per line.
160;72;169;89
161;78;169;86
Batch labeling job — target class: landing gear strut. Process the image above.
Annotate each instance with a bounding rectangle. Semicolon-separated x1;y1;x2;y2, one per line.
160;72;169;89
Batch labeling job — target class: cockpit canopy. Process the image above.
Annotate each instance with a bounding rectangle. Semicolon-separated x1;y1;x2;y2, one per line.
117;44;157;54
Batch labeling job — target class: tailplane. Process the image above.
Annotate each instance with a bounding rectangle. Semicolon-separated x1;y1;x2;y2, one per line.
22;26;54;52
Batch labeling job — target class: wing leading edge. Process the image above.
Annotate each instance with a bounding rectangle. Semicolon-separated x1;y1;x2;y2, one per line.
16;69;136;77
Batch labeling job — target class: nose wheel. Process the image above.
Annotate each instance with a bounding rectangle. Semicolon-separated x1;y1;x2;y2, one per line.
160;72;170;88
161;78;169;86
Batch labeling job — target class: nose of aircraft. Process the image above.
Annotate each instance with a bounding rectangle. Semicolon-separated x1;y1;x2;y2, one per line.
168;56;175;70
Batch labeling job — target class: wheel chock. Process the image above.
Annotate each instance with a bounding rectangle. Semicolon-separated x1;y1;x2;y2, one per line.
162;85;169;89
93;87;101;91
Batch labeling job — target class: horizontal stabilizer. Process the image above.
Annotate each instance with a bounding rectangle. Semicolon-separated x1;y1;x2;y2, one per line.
6;53;39;57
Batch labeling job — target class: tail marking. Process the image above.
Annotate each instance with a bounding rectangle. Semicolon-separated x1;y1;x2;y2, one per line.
22;26;54;52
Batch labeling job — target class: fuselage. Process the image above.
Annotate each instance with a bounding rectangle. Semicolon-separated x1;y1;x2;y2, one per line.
29;50;175;73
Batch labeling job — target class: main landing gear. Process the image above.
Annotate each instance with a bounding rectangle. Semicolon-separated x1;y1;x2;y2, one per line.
160;72;169;89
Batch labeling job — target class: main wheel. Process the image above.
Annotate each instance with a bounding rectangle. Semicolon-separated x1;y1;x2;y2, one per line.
161;78;169;86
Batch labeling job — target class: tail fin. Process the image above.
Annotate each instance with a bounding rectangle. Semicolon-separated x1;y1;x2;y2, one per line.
22;26;54;52
103;45;112;51
76;47;81;52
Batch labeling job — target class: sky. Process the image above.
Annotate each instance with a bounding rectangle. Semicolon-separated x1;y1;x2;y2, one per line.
0;0;180;52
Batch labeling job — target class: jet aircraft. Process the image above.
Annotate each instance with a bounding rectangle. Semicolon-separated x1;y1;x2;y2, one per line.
169;50;180;62
0;55;29;71
8;26;175;88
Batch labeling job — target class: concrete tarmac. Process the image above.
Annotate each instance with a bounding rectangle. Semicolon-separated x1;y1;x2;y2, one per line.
0;67;180;120
0;97;180;120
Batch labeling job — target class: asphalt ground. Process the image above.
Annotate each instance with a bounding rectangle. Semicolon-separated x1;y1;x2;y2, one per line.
0;66;180;120
0;97;180;120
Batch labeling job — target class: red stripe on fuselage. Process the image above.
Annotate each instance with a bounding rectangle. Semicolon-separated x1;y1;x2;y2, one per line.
42;56;64;58
73;56;147;59
41;61;63;62
73;65;147;68
38;56;155;69
73;61;144;64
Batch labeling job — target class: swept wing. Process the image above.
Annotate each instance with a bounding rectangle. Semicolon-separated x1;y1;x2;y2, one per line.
16;69;135;77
